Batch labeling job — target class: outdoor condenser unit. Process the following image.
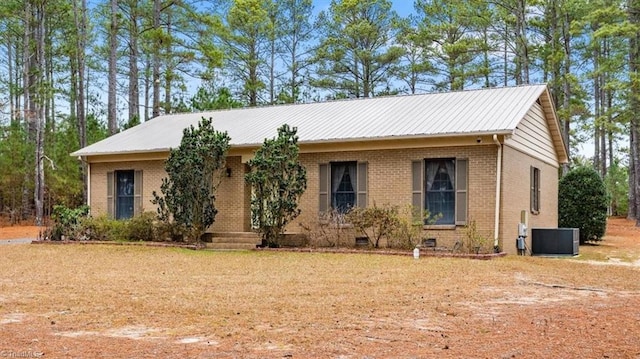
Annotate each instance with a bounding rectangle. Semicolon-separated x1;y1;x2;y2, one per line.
531;228;579;256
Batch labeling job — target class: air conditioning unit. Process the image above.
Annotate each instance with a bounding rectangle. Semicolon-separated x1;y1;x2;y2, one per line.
531;228;579;256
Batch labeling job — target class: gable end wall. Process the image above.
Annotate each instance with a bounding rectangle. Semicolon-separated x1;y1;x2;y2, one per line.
504;102;559;166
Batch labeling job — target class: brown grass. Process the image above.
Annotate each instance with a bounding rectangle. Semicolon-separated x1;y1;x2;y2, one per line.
1;218;640;357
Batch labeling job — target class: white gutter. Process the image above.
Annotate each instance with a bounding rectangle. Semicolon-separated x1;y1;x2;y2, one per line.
87;161;91;214
492;135;502;249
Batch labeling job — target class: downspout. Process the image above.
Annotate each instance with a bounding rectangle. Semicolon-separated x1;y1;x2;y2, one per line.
492;135;502;250
87;161;91;214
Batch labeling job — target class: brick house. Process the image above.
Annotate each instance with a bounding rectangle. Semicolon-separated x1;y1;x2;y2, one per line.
72;84;568;254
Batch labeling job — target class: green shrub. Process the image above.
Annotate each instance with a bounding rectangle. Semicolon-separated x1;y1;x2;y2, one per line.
388;206;438;250
300;209;352;248
48;205;89;240
126;212;157;241
559;166;609;244
79;215;129;241
461;220;489;254
246;124;307;247
345;204;400;248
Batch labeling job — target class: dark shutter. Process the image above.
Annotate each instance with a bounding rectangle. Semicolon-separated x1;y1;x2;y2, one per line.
134;170;143;216
107;171;114;218
531;166;540;214
319;163;329;214
411;160;423;213
455;159;468;225
356;162;368;208
536;169;541;212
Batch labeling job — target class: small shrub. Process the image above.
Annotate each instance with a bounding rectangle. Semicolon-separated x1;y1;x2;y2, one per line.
461;220;489;254
388;206;440;250
300;209;352;248
79;215;129;241
155;221;186;242
559;166;608;244
48;205;89;240
126;212;157;241
345;204;400;248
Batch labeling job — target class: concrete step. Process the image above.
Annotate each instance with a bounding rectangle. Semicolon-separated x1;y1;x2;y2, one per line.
201;232;261;248
210;232;259;239
204;242;257;250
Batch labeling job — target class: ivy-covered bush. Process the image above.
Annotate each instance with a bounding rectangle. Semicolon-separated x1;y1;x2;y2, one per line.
559;166;609;244
48;205;89;240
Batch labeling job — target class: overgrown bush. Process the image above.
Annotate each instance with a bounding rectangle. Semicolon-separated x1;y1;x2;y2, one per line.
48;205;89;240
126;212;157;241
559;166;609;244
345;204;400;248
79;215;130;241
388;206;437;250
300;209;352;247
246;124;307;247
461;220;489;254
153;117;231;243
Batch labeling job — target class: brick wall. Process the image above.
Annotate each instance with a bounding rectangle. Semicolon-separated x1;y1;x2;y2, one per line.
209;156;248;232
89;143;559;252
90;160;166;217
291;145;499;249
500;145;559;255
90;157;248;232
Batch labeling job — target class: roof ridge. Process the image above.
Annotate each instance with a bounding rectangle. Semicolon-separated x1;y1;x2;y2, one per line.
164;84;549;117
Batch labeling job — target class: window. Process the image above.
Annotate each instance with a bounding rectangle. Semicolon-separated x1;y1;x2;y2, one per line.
530;166;540;214
425;159;456;224
116;170;135;219
412;158;467;225
319;162;367;214
107;170;143;219
331;162;357;213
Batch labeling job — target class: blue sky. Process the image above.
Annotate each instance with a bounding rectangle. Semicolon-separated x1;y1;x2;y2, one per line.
313;0;415;17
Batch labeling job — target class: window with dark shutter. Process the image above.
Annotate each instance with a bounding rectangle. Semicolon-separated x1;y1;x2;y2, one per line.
109;169;143;220
455;159;468;225
319;161;368;215
414;158;467;226
530;166;540;214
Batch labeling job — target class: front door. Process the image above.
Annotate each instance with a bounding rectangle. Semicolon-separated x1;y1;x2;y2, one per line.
116;170;135;219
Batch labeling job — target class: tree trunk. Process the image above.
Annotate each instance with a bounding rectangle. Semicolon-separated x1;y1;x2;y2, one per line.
21;0;32;222
128;2;140;123
629;129;637;219
164;10;172;114
629;0;640;224
8;38;15;125
561;9;571;174
108;0;118;135
33;1;46;227
73;0;88;204
152;0;161;118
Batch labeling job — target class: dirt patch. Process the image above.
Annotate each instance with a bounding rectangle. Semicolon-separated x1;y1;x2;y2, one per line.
1;218;640;357
0;225;43;240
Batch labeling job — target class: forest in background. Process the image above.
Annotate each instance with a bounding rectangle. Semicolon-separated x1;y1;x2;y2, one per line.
1;0;639;226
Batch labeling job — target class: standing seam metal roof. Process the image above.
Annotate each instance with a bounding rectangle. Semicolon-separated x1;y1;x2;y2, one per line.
72;84;556;157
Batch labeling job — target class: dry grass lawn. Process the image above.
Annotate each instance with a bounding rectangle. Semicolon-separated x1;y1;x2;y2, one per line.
1;218;640;358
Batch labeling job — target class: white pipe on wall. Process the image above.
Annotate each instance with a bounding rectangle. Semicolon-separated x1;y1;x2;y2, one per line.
492;134;502;249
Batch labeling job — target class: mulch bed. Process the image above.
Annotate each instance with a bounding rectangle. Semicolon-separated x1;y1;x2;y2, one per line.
30;239;507;259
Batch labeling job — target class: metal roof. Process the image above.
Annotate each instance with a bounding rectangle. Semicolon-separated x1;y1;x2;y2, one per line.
72;84;560;157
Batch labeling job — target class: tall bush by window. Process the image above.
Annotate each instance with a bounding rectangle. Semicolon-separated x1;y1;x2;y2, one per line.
152;117;231;243
246;124;307;247
559;166;608;244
